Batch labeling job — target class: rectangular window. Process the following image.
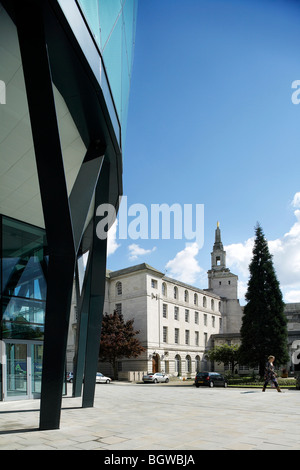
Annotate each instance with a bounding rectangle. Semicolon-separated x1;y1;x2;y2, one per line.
212;316;215;328
204;332;208;347
115;303;122;315
151;279;158;288
204;314;207;326
195;311;199;324
163;326;168;343
195;331;199;346
174;306;179;320
163;304;167;318
185;330;190;345
185;309;189;322
174;328;179;344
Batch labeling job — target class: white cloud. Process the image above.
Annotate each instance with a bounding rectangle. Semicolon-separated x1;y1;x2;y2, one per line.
284;290;300;303
225;237;254;278
224;194;300;304
107;219;120;256
165;242;204;285
292;192;300;208
128;243;156;260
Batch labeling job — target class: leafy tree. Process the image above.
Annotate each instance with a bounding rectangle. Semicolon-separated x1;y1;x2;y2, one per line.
239;223;289;377
206;344;240;374
99;310;145;379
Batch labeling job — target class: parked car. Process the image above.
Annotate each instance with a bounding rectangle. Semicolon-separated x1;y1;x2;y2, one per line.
194;372;228;388
96;372;111;384
143;372;169;383
67;372;73;383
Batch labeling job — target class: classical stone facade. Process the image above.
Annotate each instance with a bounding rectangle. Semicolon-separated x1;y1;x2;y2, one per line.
102;263;223;378
67;223;300;378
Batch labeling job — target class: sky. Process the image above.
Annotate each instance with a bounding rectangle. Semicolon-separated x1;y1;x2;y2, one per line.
106;0;300;305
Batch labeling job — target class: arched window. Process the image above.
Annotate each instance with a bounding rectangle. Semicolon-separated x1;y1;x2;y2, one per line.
195;355;201;373
194;293;198;306
175;354;181;375
174;286;178;299
162;282;167;297
186;355;192;373
116;281;122;295
203;296;207;308
184;290;189;302
211;299;214;311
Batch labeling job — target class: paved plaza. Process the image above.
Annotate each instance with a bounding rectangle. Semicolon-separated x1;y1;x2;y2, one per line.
0;382;299;450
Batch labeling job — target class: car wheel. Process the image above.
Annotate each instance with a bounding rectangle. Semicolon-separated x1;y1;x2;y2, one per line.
195;384;199;388
153;379;158;383
106;379;110;384
165;378;169;383
209;381;214;388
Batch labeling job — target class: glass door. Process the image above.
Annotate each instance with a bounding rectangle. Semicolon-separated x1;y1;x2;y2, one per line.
6;342;28;399
4;340;43;400
30;343;43;398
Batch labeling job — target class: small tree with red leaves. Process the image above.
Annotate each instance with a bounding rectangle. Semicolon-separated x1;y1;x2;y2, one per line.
99;310;145;379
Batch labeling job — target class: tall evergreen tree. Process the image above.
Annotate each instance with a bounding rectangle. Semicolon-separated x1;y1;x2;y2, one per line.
239;223;289;377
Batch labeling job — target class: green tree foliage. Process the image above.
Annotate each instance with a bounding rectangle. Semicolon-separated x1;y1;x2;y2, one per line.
99;310;145;379
239;223;289;377
206;344;240;374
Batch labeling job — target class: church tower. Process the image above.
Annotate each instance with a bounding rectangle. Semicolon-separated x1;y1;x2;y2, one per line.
207;222;238;300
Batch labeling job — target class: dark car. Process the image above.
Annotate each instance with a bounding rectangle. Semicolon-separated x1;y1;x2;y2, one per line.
195;372;228;388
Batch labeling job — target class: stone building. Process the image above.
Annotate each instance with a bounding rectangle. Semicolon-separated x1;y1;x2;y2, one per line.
68;223;300;378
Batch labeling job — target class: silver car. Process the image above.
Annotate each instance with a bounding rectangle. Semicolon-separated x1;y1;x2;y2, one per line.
96;372;111;384
143;372;169;383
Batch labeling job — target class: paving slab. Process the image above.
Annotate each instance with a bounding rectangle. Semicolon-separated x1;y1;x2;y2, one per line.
0;382;299;451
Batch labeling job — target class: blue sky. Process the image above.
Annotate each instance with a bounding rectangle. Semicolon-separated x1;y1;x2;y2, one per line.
106;0;300;305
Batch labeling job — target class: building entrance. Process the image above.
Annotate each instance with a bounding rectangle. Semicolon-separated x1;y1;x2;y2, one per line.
2;340;43;401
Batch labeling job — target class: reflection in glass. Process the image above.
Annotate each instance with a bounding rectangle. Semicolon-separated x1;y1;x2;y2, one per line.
31;343;43;395
1;216;47;341
6;343;28;398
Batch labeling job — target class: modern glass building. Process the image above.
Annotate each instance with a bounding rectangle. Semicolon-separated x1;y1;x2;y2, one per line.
0;216;47;400
0;0;138;429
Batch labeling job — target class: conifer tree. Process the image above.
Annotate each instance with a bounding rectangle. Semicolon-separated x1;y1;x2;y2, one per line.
239;223;289;377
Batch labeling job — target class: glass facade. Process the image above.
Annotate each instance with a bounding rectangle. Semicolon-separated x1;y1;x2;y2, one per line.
0;216;48;400
1;216;48;341
77;0;138;140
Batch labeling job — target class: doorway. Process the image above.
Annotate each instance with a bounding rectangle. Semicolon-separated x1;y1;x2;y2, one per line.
152;353;160;373
2;340;43;400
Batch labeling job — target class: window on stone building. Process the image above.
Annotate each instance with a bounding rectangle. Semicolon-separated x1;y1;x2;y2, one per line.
162;282;167;297
194;293;198;305
212;316;215;328
211;299;214;311
195;311;199;324
175;328;179;344
174;286;178;299
204;332;208;346
115;303;122;315
174;306;179;320
116;281;122;295
163;304;167;318
203;296;207;308
204;314;207;326
195;331;199;346
185;330;190;345
184;290;189;302
185;309;189;322
151;279;158;288
163;326;168;343
186;355;191;372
